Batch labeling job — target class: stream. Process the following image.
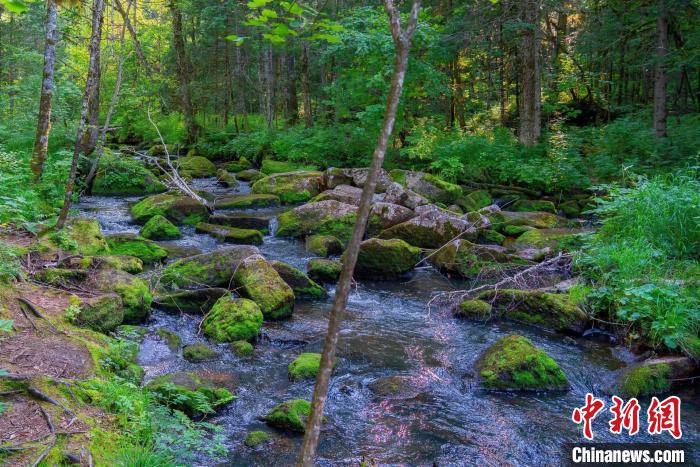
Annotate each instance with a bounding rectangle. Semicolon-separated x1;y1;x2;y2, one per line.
74;178;700;466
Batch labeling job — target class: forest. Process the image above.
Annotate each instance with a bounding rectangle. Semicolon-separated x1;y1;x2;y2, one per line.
0;0;698;465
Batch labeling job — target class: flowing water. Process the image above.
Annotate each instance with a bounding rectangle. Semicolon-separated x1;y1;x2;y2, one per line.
74;179;700;466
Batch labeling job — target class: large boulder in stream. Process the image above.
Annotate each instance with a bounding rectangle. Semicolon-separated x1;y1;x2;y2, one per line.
307;259;342;283
252;171;325;204
323;167;393;192
195;222;264;245
130;192;210;225
476;335;568;391
389;170;463;204
208;213;271;232
379;182;430;210
351;238;421;279
378;205;483;248
106;233;168;264
140;214;182;240
233;254;295;319
473;289;589;334
91;267;153;323
177;156;217;178
485;208;567;232
616;357;697;398
214;193;280;209
202;296;264;342
160;245;260;289
270;260;327;298
288;353;322;381
265;399;312;433
153;288;229;313
305;235;343;257
429;239;522;278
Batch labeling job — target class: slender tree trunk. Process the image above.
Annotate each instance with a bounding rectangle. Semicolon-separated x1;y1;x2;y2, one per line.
114;0;153;74
301;42;313;128
263;46;274;129
453;55;466;129
296;2;420;465
517;0;541;146
79;60;102;155
653;0;668;137
30;0;59;183
286;52;298;126
170;0;198;143
56;0;106;229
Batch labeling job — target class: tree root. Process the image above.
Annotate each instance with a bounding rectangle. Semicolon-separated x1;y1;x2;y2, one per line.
17;297;60;333
31;405;56;467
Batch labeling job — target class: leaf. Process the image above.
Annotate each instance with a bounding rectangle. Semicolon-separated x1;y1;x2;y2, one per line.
1;0;28;13
246;0;271;8
261;8;278;18
225;34;246;45
0;319;12;333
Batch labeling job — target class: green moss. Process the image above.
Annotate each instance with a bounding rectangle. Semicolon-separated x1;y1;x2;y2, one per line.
225;157;253;173
559;200;581;217
114;324;148;343
159;246;259;289
352;238;421;279
306;235;343;257
92;152;165;195
307;259;342;283
244;430;270;448
146;371;235;418
270;260;327;298
195;222;263;244
512;199;557;214
477;335;568;391
130;192;209;225
429;239;518;278
183;343;219;362
288;353;322;381
40;219;109;255
201;296;263;342
106;234;168;264
479;229;506;245
252;171;324;204
214;193;280;209
503;225;536;237
94;255;144;274
216;169;239;188
113;276;153;323
423;173;463;202
389;169;407;186
153;288;228;314
76;294;124;333
157;327;182;351
177;156;217;178
512;228;582;251
261;159;318;174
140;215;181;240
456;299;493;319
35;267;87;285
234;256;295;319
265;399;311;433
619;363;672;398
231;340;254;356
457;190;493;212
277;210;357;244
236;168;263;182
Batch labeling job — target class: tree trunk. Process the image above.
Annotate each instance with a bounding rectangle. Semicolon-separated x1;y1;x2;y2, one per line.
653;0;668;137
30;0;59;183
79;63;101;155
262;46;274;129
517;0;541;146
170;0;198;143
56;0;106;229
286;52;298;126
296;1;421;465
301;42;313;128
453;56;466;129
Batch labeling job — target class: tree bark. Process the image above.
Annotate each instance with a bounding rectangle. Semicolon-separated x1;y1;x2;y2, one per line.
56;0;106;229
30;0;59;183
517;0;541;146
301;42;313;128
263;45;274;129
286;52;298;126
295;1;421;465
170;0;198;143
653;0;668;137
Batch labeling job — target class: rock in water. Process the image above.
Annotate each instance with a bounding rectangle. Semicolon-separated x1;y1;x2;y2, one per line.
265;399;312;433
140;214;181;240
305;235;343;257
234;254;295;319
106;233;168;264
195;222;263;245
379;205;481;248
153;288;229;313
160;245;260;289
352;238;421;279
389;170;463;204
307;259;342;283
428;239;518;278
201;296;264;342
252;171;325;204
270;260;327;298
288;353;322;381
130;192;209;225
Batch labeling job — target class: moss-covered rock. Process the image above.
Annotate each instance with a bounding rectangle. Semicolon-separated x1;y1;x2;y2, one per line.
559;200;581;217
503;225;536;237
252;171;325;204
39;218;109;255
378;205;479;248
234;255;295;319
216;169;239;188
195;222;263;245
214;193;280;210
390;170;463;204
92;152;165;195
477;335;568;391
106;233;168;264
270;260;327;298
367;202;416;236
236;168;263;182
457;190;492;212
75;294;124;333
231;340;254;356
202;296;263;342
114;324;148;343
146;371;235;417
177;156;217;178
156;327;182;351
92;255;144;274
224;157;253;173
154;288;229;313
208;213;271;232
288;353;322;381
479;229;506;245
147;144;177;157
276;200;358;243
486;210;565;232
160;245;259;289
312;184;364;205
512;199;557;214
380;181;430;210
305;235;343;257
140;215;181;240
261;159;319;175
35;267;88;286
130;192;209;225
324;167;393;191
429;239;518;278
351;238;421;279
92;267;153;323
244;430;270;448
368;375;423;399
265;399;312;433
617;357;695;398
456;299;493;319
511;228;585;251
475;289;588;334
183;343;219;362
307;259;342;283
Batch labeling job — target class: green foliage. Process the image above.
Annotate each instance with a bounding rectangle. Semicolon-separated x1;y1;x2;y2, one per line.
0;241;21;282
576;175;700;357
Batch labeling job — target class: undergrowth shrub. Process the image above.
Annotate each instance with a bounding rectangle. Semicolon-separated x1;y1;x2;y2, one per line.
0;241;21;282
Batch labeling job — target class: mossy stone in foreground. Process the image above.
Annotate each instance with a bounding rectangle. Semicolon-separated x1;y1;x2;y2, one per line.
305;234;343;257
140;214;181;240
92;267;153;323
40;218;109;255
244;431;270;448
146;371;235;418
352;238;421;279
477;335;568;391
456;189;492;212
76;294;124;333
156;327;182;351
619;363;672;398
106;234;168;264
456;299;493;319
266;399;312;433
201;296;263;343
159;246;259;289
288;353;322;381
307;259;342;283
234;255;295;320
270;260;327;299
183;343;219;362
231;340;254;356
195;222;263;245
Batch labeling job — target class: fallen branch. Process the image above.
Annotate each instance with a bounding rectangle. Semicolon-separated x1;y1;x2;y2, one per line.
31;405;56;467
